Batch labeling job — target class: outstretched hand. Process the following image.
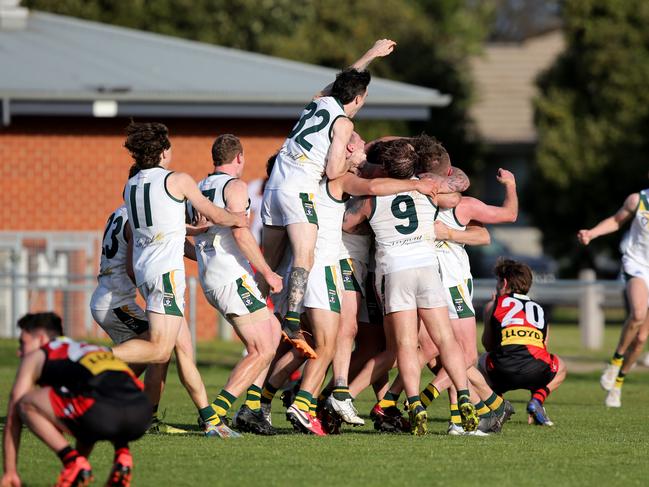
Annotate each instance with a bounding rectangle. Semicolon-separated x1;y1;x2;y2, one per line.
577;229;593;246
367;39;396;59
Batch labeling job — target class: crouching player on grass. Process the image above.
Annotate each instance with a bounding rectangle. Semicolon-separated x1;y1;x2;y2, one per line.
479;259;566;426
2;313;150;487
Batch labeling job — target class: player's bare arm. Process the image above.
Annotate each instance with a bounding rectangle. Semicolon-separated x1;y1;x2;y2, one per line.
3;351;46;486
226;180;283;293
455;169;517;225
124;223;136;284
481;298;498;351
435;220;490;246
317;39;396;97
419;166;470;194
342;196;372;232
337;172;440;198
183;238;197;261
436;192;462;209
168;172;247;228
577;193;639;245
326;118;355;180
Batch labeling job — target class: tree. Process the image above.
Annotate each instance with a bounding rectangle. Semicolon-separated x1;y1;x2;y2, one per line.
532;0;649;275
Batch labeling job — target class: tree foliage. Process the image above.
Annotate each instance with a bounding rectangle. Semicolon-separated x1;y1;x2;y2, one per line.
25;0;494;175
531;0;649;274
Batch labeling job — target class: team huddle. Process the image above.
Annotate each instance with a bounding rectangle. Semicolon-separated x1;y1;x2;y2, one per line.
5;40;575;487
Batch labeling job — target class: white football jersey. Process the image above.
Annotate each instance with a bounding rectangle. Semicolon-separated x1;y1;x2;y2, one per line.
435;207;472;287
266;97;347;193
188;172;253;290
314;178;347;266
339;231;371;264
124;167;185;285
90;205;137;309
624;189;649;267
369;189;439;275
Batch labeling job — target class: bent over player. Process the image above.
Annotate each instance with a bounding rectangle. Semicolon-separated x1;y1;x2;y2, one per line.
2;313;150;487
480;259;566;426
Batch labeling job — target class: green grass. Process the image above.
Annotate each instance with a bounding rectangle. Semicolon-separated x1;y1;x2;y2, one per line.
2;325;649;487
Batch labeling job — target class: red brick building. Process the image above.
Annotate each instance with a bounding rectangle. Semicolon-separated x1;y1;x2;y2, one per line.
0;7;449;339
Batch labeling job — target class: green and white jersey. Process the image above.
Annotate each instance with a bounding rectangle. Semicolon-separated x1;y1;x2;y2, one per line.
90;205;136;309
624;189;649;268
369;188;439;275
266;97;347;193
435;207;472;287
314;178;348;266
339;231;371;264
188;173;253;290
124;167;185;286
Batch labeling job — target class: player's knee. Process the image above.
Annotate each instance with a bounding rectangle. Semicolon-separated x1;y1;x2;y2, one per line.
629;307;647;324
17;396;37;421
151;349;172;364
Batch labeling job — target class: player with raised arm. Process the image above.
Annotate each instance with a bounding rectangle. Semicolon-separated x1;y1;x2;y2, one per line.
480;259;566;426
342;139;478;435
261;39;396;359
578;190;649;407
187;134;283;435
2;313;150;487
112;122;246;439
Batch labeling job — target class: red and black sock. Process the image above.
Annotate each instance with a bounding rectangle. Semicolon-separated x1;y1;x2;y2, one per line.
532;386;550;404
57;446;79;466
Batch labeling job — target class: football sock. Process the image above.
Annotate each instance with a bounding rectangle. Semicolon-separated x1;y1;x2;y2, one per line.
611;352;624;367
57;446;79;466
407;395;422;411
457;389;471;406
378;391;400;409
421;383;440;407
199;405;221;425
309;399;317;418
332;386;352;401
283;311;301;334
212;389;237;417
449;404;462;426
244;385;262;411
532;386;550;404
294;390;313;413
474;400;490;417
485;392;505;415
261;383;279;405
615;371;626;389
114;447;130;461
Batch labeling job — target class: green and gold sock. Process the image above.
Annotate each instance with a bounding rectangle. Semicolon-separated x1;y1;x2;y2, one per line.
421;383;440;407
457;389;471;407
294;390;313;412
474;400;490;417
378;391;400;409
152;404;160;421
611;352;624;367
283;311;301;333
332;386;352;401
244;385;262;411
309;399;317;418
407;395;422;411
615;371;626;389
198;405;221;425
449;403;462;426
261;383;279;405
485;392;505;415
212;389;237;417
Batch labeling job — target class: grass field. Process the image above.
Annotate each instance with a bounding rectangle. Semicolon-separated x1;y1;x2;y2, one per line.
2;324;649;486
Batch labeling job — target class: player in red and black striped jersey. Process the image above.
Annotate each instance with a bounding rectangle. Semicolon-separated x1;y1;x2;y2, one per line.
2;313;151;487
479;259;566;426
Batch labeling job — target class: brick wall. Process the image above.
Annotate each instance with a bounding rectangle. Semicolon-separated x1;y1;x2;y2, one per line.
0;116;293;339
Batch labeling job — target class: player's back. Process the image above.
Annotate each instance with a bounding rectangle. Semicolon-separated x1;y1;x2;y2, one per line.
189;173;252;289
313;179;347;266
369;189;438;275
38;337;142;397
91;206;136;310
266;97;347;192
624;189;649;266
490;292;548;357
124;167;185;285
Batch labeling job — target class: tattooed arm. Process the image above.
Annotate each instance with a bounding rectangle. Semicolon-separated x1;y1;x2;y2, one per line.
342;196;373;233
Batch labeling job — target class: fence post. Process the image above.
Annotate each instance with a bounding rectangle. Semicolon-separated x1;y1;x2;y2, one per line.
188;277;197;364
579;268;604;350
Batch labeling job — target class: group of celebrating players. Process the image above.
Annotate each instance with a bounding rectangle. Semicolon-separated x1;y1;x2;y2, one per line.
4;40;574;487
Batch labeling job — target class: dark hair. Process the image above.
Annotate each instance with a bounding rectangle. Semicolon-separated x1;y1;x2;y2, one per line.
124;122;171;169
128;164;140;179
494;258;533;294
266;152;278;177
18;312;63;337
331;68;371;105
378;139;417;179
365;142;383;165
412;134;450;175
212;134;243;166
